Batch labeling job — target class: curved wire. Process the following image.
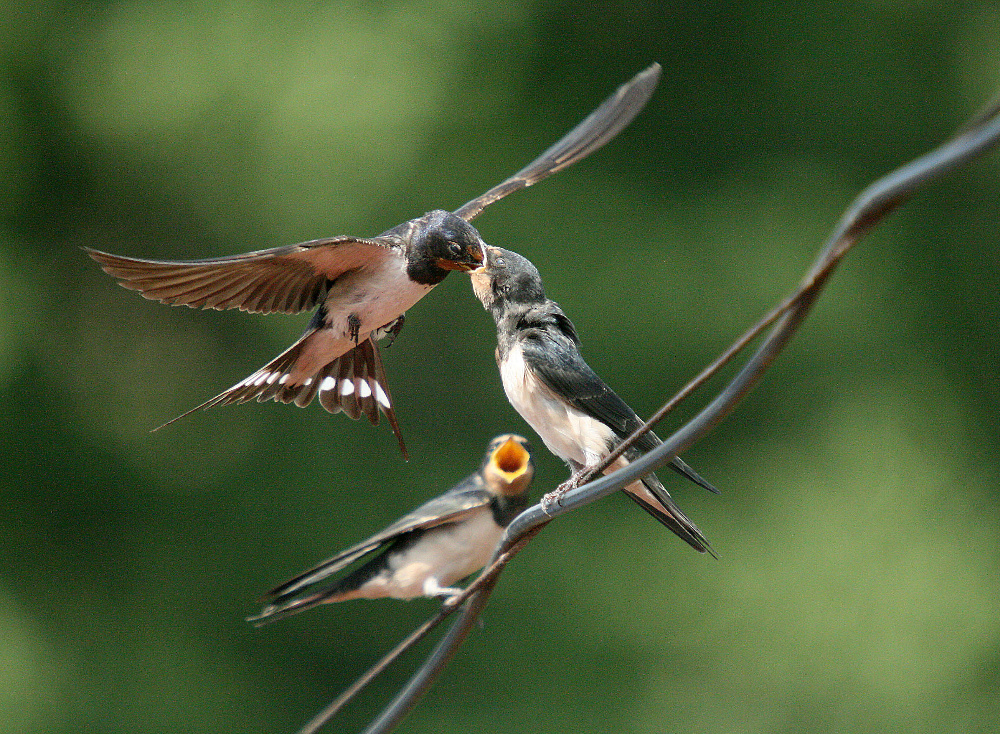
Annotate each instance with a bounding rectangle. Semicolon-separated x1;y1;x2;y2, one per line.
300;97;1000;734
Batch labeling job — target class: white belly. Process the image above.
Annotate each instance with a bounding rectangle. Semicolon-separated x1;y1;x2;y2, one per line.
500;345;664;513
500;344;615;467
326;256;434;337
358;510;501;600
290;257;434;378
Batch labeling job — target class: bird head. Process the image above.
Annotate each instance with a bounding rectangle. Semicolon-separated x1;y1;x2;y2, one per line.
418;210;486;274
482;433;534;497
470;246;546;312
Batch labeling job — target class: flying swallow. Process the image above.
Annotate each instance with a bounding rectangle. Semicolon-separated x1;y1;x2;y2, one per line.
248;434;534;624
470;247;716;554
84;63;663;458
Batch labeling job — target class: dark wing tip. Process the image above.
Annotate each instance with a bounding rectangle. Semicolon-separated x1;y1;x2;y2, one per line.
246;591;330;627
627;478;717;557
669;457;722;495
453;62;662;221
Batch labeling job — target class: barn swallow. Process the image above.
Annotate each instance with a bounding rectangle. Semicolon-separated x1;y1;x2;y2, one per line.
471;247;715;554
248;434;534;624
84;63;663;458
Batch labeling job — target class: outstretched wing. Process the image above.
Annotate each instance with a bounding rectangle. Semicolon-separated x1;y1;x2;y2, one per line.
453;63;661;221
84;235;394;315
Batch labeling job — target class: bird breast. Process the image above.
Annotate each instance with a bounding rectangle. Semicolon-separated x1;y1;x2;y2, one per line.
500;344;615;467
324;256;434;337
361;510;502;600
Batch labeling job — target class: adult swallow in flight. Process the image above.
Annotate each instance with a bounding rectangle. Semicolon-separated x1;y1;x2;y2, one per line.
84;63;663;459
471;246;715;554
248;434;533;623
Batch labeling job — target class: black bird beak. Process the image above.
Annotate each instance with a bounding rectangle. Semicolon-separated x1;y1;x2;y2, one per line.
436;245;485;273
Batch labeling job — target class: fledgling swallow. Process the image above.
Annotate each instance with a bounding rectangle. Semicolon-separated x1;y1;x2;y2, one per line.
471;247;716;554
84;63;663;459
248;434;533;624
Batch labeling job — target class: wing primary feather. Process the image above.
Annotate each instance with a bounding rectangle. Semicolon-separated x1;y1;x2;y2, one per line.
453;63;661;221
83;238;383;315
668;456;721;495
627;478;717;557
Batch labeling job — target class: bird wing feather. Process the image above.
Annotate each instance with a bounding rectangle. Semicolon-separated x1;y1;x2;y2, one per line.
518;314;720;494
518;321;649;443
258;476;494;604
453;63;661;221
83;236;393;315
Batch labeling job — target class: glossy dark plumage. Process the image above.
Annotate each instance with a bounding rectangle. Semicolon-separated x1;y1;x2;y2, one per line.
472;247;716;554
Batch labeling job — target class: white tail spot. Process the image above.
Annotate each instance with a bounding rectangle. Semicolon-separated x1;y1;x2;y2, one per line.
374;383;390;408
320;376;337;392
359;382;372;399
339;381;355;396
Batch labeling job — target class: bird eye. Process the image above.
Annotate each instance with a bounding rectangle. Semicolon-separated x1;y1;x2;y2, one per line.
448;243;463;257
494;257;506;267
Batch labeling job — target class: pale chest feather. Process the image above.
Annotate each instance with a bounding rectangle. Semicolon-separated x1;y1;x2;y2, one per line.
500;343;615;467
324;256;434;337
358;510;501;600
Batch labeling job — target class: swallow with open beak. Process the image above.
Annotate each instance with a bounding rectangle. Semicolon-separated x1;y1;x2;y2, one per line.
248;434;533;624
85;63;663;459
471;247;716;554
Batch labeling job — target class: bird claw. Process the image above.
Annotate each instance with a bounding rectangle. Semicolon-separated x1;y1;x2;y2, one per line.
439;590;465;610
347;313;362;345
540;487;568;515
541;466;594;515
424;578;464;606
565;466;591;489
379;315;406;348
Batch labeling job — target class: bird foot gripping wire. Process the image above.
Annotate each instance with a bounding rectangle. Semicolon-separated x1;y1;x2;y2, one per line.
541;466;592;515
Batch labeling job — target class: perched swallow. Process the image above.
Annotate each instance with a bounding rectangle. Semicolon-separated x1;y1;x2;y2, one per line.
84;63;663;458
248;434;533;624
471;247;715;554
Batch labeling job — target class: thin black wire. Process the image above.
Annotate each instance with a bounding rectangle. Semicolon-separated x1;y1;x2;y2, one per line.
300;98;1000;734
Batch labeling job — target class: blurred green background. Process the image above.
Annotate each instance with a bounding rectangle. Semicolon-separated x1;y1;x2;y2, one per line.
3;2;1000;732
